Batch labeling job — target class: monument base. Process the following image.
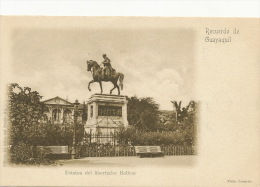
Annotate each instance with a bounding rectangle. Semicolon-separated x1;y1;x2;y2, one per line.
85;94;129;144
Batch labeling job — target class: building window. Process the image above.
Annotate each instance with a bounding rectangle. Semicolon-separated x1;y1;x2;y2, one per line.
63;109;72;123
52;109;61;121
90;106;93;118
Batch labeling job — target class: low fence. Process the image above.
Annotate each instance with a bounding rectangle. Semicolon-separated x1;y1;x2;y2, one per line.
87;133;118;145
79;144;135;157
78;144;195;157
161;145;195;156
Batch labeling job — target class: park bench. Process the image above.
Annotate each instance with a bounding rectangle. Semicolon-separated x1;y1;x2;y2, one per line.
36;146;70;159
135;146;164;158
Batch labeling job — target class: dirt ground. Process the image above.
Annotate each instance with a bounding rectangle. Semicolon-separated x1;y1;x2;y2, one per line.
56;155;196;168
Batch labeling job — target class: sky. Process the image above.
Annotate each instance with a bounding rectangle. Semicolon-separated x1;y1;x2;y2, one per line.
10;26;195;110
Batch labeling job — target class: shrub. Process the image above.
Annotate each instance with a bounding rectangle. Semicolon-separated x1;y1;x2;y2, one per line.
28;149;55;165
10;142;31;164
10;142;54;166
117;126;195;146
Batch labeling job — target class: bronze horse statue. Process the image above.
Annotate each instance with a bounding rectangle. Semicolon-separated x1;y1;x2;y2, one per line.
86;60;124;95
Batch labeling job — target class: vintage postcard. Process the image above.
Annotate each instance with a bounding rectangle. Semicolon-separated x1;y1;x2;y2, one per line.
0;16;259;187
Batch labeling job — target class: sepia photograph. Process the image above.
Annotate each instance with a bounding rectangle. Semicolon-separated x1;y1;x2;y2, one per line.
0;13;259;187
4;17;198;168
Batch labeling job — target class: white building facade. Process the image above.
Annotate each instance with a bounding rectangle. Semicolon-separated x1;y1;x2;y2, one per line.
42;96;76;124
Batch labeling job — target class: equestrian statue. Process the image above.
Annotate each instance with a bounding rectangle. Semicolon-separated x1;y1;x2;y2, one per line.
86;54;124;95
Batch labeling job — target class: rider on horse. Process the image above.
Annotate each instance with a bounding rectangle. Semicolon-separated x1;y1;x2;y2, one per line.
86;57;124;95
101;54;114;79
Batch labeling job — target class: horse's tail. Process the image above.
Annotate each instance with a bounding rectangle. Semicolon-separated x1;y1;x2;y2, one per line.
118;73;124;90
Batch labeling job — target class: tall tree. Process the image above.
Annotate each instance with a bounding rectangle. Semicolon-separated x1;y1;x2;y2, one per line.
8;83;45;145
171;100;198;145
171;101;194;122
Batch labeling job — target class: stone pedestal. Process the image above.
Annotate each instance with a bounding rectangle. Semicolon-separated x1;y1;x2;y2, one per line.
85;94;129;137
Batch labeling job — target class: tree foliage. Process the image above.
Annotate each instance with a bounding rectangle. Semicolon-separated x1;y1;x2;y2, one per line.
8;83;45;145
171;100;197;122
156;110;178;132
8;83;84;146
127;96;159;131
29;121;83;146
118;100;199;146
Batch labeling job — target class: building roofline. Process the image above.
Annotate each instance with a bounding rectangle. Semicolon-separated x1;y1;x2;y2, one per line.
42;96;74;105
